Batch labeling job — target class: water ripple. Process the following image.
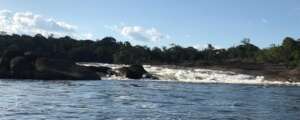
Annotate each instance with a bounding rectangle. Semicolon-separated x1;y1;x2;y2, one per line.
0;80;300;120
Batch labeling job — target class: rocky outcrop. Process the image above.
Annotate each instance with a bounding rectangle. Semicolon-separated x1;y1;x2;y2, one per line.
34;58;100;80
0;49;24;78
10;56;35;79
0;50;160;80
118;65;158;79
0;51;102;80
85;66;113;77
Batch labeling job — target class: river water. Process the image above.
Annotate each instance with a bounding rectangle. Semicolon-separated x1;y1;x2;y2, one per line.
0;80;300;120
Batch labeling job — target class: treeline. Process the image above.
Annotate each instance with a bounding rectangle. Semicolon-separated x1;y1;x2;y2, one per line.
0;33;299;68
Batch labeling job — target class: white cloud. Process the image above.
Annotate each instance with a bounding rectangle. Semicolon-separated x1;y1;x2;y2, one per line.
0;9;93;39
111;25;169;42
193;44;222;50
81;33;93;39
193;44;208;50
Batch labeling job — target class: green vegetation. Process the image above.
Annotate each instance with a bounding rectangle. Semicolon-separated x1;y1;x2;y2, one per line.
0;33;300;69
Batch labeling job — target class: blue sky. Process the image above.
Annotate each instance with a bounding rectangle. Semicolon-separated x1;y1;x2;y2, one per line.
0;0;300;48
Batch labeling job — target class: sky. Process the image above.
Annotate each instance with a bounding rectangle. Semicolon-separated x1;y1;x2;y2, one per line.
0;0;300;49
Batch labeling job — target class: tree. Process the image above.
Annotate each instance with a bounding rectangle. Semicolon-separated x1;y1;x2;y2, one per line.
0;33;300;68
282;37;297;51
281;37;298;67
227;39;259;62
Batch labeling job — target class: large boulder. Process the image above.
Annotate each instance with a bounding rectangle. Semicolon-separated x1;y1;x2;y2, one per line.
0;50;103;80
0;50;23;70
10;56;35;79
119;65;157;79
35;58;100;80
0;49;23;78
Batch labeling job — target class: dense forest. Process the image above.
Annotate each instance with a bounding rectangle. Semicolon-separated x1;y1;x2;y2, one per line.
0;33;299;69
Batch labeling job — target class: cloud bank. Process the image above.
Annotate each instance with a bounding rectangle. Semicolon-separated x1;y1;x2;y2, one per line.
0;10;92;39
193;44;222;50
110;25;169;42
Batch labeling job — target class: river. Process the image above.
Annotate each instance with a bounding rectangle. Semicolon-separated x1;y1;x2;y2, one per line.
0;80;300;120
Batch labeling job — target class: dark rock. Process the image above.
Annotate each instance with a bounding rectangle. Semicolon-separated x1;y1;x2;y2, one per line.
35;58;100;80
0;49;23;71
10;56;35;79
142;73;159;80
24;51;41;62
119;65;157;79
130;84;143;87
0;49;24;77
85;66;112;77
0;50;102;80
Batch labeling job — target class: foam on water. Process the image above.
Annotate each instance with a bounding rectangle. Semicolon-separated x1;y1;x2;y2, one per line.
79;63;300;85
